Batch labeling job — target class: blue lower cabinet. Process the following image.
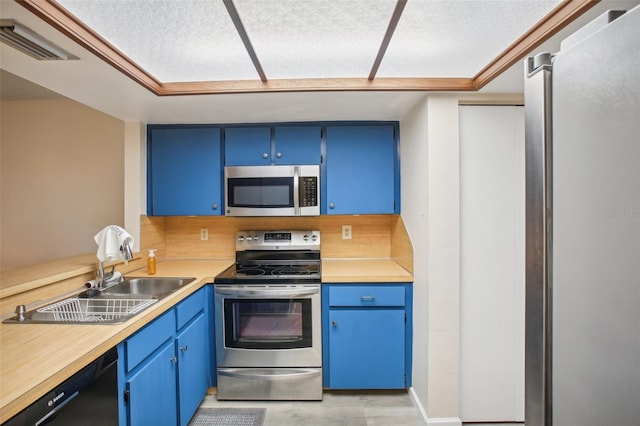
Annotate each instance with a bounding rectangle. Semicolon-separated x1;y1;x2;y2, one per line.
323;284;412;389
177;313;208;426
118;287;210;425
126;342;178;425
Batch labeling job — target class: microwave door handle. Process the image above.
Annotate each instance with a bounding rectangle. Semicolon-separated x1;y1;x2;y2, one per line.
293;166;300;215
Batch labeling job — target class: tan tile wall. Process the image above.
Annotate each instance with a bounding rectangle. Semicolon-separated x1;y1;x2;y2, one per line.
141;215;413;271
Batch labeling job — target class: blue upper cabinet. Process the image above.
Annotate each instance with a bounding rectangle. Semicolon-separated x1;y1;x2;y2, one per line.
148;127;222;216
225;127;271;166
325;125;398;214
273;126;321;164
225;126;321;165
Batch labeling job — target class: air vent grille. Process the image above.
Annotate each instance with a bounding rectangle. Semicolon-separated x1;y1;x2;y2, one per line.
0;20;77;60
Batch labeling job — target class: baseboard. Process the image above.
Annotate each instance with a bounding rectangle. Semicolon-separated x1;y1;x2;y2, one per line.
426;417;462;426
408;388;462;426
409;387;429;423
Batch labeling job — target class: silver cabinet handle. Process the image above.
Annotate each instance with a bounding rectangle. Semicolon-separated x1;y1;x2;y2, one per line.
329;203;335;209
360;295;376;301
276;152;282;158
181;345;188;352
170;356;177;363
212;203;218;210
262;152;269;159
332;320;338;326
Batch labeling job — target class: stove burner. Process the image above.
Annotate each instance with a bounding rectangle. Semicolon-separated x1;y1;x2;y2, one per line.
234;265;267;276
272;265;315;276
233;263;319;277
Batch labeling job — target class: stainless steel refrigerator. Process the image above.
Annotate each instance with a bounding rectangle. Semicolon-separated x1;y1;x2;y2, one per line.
524;5;640;426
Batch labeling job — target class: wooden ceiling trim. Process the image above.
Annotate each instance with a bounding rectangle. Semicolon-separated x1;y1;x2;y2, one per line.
223;0;267;83
158;77;475;95
18;0;597;95
472;0;600;90
18;0;162;95
368;0;408;81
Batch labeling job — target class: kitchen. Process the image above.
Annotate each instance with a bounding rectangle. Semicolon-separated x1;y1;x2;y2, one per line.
1;1;639;425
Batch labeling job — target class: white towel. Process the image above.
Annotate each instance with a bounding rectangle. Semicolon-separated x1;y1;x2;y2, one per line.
94;225;134;263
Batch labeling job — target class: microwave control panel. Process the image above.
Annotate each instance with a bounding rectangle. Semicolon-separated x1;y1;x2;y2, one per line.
299;176;318;207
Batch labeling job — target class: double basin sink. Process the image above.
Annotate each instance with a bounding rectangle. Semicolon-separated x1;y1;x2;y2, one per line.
5;277;196;325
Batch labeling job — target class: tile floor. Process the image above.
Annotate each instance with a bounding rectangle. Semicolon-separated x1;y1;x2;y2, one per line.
198;390;427;426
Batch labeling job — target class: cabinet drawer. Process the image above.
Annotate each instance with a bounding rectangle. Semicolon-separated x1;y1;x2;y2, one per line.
176;287;205;330
125;310;174;372
329;285;405;307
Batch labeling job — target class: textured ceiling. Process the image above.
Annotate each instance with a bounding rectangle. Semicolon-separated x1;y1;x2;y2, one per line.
55;0;561;83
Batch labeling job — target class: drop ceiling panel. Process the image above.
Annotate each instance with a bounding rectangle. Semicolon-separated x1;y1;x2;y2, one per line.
53;0;569;86
377;0;562;78
234;0;397;79
57;0;259;82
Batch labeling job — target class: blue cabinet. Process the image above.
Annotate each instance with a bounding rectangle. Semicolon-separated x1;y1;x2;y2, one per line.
224;127;271;166
322;284;412;389
118;287;209;426
126;342;178;425
176;311;208;425
148;127;222;216
225;126;321;165
273;126;321;165
147;122;399;216
325;125;398;214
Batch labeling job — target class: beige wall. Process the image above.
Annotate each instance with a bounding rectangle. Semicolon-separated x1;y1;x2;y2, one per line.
0;98;125;270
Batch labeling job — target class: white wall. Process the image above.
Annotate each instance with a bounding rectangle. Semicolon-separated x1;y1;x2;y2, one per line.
401;95;461;425
123;121;146;250
459;106;525;422
400;97;430;417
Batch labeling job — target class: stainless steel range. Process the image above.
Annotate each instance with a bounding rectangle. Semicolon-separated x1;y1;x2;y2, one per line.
214;230;322;400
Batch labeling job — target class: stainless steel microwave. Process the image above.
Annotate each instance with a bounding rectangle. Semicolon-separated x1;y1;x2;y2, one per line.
224;165;320;216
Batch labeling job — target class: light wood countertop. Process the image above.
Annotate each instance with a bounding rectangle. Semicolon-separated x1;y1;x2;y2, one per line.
322;258;413;283
0;260;232;424
0;257;412;423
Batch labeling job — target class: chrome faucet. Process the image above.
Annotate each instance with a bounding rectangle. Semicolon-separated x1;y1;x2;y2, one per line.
96;241;133;290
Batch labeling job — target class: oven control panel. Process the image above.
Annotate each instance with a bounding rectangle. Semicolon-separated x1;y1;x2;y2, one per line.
236;230;320;250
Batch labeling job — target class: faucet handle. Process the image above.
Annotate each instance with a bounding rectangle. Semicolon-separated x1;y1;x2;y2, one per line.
120;242;133;261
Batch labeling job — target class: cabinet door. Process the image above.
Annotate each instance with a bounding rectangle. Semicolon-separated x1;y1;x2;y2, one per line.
273;126;321;165
149;127;222;215
325;125;397;214
177;313;209;426
126;342;178;425
225;127;271;165
329;309;405;389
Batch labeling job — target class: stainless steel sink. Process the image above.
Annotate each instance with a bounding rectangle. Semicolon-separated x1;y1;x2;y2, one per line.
3;277;196;324
4;296;158;324
102;277;196;298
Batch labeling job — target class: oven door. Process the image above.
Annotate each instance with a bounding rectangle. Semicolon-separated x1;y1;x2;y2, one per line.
214;284;322;368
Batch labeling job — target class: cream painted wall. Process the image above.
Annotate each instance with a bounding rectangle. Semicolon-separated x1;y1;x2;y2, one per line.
399;97;430;415
401;95;461;425
124;121;146;251
0;98;125;270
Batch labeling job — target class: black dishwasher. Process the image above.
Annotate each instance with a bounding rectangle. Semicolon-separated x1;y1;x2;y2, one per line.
4;347;118;426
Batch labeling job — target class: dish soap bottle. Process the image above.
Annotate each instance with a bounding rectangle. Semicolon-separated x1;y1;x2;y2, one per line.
147;249;157;275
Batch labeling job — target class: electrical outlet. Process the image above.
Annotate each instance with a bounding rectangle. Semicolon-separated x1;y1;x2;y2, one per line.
200;228;208;241
342;225;352;240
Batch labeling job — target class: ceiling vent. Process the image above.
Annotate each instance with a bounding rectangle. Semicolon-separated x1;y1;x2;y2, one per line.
0;20;77;60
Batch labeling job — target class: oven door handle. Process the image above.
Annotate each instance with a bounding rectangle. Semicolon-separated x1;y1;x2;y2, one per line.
215;287;320;298
218;368;320;380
